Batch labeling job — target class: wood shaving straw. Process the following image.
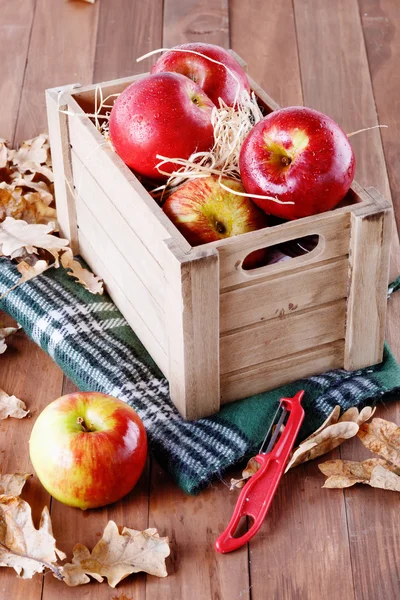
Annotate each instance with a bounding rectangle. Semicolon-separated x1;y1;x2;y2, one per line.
57;85;118;144
152;89;292;205
152;90;268;201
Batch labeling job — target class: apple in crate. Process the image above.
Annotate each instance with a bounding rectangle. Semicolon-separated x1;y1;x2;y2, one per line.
151;42;250;107
239;106;355;220
163;176;268;268
29;392;147;509
109;72;215;180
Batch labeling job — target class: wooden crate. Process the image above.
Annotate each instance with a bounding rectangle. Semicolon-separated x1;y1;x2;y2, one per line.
45;58;392;420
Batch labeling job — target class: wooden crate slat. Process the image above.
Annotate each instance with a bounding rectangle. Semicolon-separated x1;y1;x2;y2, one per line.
71;151;166;308
220;256;348;333
76;198;167;350
78;232;169;376
221;339;345;403
65;95;192;258
220;299;346;375
210;209;352;289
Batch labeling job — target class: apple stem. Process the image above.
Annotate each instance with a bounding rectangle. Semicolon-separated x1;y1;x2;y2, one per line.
281;156;292;166
77;417;89;432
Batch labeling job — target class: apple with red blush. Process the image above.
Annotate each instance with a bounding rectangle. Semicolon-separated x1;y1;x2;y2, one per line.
29;392;147;510
151;43;250;108
163;176;268;268
239;106;355;220
109;72;215;180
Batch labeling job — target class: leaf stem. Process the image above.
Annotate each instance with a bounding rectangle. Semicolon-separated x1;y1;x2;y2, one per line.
0;540;64;580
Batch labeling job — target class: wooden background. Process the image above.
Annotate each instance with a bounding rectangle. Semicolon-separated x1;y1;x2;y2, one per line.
1;0;400;598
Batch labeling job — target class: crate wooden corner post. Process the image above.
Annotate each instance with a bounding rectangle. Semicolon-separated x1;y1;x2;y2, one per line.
164;240;220;420
46;85;80;254
344;187;393;371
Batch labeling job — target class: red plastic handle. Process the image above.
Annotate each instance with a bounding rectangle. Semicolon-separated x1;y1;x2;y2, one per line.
215;390;305;554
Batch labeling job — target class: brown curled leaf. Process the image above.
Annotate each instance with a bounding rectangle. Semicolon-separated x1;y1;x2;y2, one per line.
319;458;400;492
230;456;261;490
285;405;376;472
0;325;20;354
0;496;65;579
60;249;104;295
60;521;170;588
358;418;400;470
0;473;32;498
0;388;29;420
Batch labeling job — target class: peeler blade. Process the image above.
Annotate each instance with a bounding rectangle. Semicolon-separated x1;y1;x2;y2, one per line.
259;406;288;455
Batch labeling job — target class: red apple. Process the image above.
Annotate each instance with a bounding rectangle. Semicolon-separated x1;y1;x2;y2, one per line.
29;392;147;510
109;72;215;180
239;106;355;220
151;43;250;107
163;176;268;268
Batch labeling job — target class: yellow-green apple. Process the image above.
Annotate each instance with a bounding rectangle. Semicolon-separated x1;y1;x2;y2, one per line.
163;176;268;268
109;72;215;180
151;43;250;107
239;106;355;220
29;392;147;510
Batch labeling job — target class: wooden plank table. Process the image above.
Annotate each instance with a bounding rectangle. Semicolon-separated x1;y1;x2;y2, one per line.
1;1;399;598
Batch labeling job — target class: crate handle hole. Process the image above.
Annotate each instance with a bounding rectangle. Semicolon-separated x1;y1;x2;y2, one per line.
242;234;321;271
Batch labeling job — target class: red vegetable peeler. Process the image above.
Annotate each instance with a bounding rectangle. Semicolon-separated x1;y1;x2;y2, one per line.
215;390;305;554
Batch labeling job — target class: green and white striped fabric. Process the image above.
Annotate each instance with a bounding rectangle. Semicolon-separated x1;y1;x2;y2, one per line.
1;257;400;495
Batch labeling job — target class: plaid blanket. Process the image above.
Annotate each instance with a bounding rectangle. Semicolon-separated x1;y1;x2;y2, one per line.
1;257;400;495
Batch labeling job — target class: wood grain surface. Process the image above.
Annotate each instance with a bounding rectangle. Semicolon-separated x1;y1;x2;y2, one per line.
1;1;399;599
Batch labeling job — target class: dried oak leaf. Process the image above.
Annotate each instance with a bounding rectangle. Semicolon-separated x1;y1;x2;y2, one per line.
369;464;400;492
0;134;54;225
0;187;56;226
0;388;29;419
0;473;32;497
0;188;16;221
0;217;68;258
358;418;400;470
230;456;261;490
285;405;376;472
319;458;391;488
10;176;53;206
0;260;50;301
11;134;51;176
61;520;170;588
319;458;400;492
339;405;377;426
0;496;65;579
0;325;20;354
23;192;57;225
0;140;8;169
61;249;104;295
17;259;49;283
